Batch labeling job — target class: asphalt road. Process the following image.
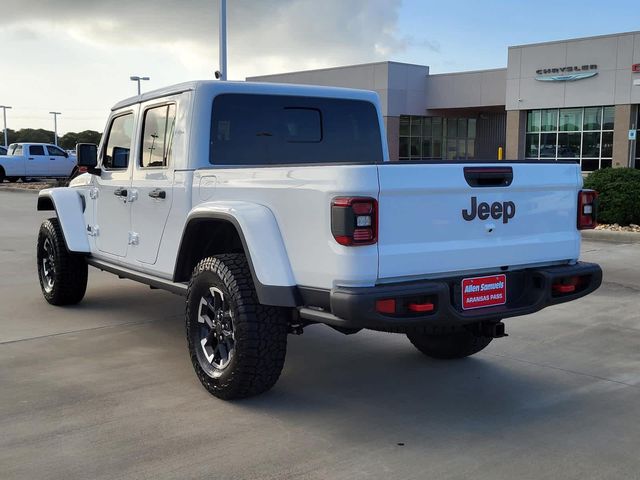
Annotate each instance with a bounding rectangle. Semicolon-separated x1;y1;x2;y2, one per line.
1;190;640;480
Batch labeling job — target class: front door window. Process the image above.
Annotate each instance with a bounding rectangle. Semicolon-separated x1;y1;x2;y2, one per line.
103;114;134;170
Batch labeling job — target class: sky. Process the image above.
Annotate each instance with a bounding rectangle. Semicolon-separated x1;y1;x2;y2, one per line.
1;0;638;134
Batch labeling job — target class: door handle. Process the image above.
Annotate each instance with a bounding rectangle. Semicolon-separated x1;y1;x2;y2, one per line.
50;157;56;161
114;188;128;197
148;189;166;199
28;157;34;160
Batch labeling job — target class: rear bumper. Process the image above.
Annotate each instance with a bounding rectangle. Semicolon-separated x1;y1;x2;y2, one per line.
302;262;602;331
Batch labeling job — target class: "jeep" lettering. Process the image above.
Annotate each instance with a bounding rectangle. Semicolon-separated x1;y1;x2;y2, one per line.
462;197;516;224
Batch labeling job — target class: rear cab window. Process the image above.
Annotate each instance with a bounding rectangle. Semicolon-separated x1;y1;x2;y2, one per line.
210;94;382;166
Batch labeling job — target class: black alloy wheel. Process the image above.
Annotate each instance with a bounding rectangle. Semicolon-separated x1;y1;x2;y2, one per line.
195;286;236;376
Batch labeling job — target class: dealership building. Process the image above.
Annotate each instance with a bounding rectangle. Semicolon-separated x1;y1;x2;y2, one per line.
249;30;640;170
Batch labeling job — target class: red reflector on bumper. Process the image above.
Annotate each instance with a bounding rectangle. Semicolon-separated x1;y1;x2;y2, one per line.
375;299;396;314
553;284;576;294
408;302;435;313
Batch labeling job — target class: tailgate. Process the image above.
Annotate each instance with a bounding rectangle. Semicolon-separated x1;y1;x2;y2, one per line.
376;162;581;281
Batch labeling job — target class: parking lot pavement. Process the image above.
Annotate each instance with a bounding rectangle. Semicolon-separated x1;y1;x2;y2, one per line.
1;189;640;480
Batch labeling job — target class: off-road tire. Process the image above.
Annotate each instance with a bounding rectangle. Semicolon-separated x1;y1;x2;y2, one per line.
0;167;5;183
37;218;88;305
186;254;288;400
407;330;492;359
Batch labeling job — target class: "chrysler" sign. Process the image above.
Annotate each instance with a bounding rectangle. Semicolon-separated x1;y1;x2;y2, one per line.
535;64;598;82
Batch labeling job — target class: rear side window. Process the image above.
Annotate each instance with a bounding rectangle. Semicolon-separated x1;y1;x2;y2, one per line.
103;113;134;169
210;94;382;165
140;104;176;168
29;145;45;155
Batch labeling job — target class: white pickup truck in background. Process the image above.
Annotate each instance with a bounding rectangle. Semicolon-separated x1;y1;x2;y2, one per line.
0;142;77;182
35;81;602;400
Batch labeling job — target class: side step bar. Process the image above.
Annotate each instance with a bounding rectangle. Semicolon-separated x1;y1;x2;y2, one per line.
86;258;188;296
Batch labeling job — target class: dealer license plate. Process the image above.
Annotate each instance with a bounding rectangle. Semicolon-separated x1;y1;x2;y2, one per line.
461;274;507;310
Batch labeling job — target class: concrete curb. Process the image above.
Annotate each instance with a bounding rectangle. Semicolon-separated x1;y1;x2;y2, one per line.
0;186;43;194
583;229;640;244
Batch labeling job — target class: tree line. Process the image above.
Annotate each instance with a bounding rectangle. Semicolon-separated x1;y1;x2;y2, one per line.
3;128;102;150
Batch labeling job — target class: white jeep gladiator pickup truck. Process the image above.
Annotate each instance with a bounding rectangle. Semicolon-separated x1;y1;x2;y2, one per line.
36;81;602;399
0;142;77;182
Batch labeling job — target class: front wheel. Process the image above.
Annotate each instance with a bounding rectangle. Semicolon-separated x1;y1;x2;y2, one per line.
186;254;288;400
407;329;493;359
37;218;88;305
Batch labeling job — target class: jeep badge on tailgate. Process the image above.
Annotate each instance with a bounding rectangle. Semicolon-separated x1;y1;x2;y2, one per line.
462;196;516;224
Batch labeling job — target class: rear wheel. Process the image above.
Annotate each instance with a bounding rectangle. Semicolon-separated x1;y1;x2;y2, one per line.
0;167;5;183
186;254;288;400
37;218;88;305
407;330;492;359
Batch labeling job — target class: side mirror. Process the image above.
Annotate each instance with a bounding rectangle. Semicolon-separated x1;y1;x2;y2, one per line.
76;143;100;175
111;147;130;169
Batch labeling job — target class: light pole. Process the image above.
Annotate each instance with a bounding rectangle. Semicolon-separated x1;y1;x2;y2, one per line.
218;0;227;81
0;105;12;147
130;76;150;95
49;111;61;146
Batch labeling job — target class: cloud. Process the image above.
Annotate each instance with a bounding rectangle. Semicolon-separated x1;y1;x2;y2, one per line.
2;0;409;77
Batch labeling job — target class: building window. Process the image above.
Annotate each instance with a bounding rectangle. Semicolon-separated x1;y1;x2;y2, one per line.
525;106;615;171
399;115;476;160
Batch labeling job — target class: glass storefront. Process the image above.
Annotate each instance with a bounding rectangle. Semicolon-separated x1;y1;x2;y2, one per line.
399;115;476;161
525;106;615;171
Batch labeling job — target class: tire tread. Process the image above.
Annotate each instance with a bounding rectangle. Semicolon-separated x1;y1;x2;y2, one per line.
186;254;288;399
37;217;88;305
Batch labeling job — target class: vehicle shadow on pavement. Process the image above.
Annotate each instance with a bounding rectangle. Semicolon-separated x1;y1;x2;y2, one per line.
64;286;578;436
231;326;580;437
5;280;589;447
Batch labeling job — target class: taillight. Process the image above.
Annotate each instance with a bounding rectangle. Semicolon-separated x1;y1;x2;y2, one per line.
331;197;377;246
577;190;598;230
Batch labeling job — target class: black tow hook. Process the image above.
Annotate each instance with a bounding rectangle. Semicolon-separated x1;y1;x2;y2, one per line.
480;321;508;338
